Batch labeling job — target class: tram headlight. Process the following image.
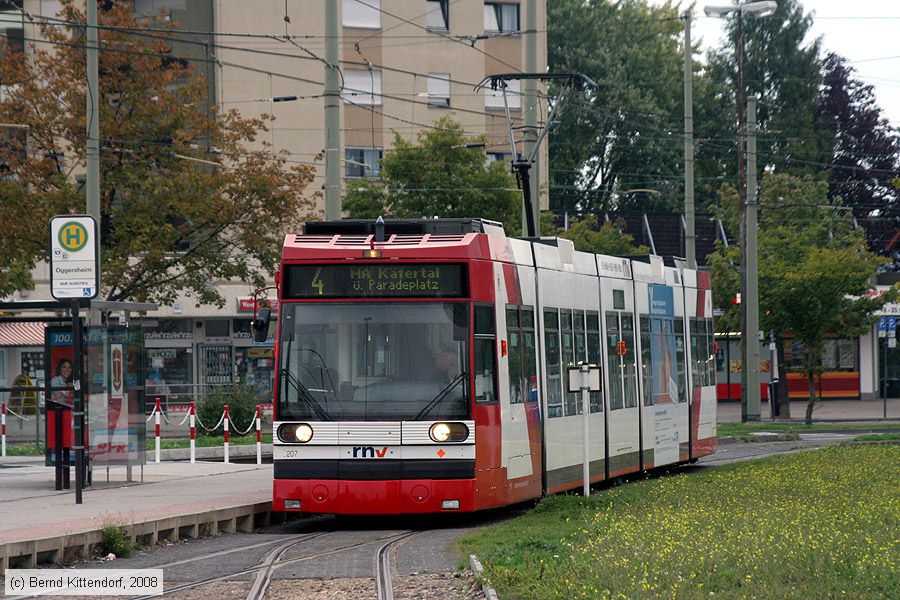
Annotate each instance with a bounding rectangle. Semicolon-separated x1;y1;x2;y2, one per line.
278;423;314;443
429;422;469;443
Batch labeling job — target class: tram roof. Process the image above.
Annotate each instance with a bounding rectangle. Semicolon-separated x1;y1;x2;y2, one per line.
284;218;510;262
302;218;504;237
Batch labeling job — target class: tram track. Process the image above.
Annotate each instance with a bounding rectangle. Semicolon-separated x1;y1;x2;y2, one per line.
697;437;849;467
125;528;416;600
375;531;419;600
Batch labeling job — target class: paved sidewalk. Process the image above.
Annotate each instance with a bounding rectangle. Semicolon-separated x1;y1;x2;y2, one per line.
0;457;273;571
717;397;900;423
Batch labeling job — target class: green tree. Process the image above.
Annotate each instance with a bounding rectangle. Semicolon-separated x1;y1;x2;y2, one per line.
708;174;895;423
541;213;649;255
547;0;686;212
343;117;520;229
704;0;824;183
0;1;315;303
816;52;900;267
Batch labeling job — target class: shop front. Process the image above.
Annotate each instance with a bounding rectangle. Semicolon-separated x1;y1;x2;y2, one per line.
141;296;276;407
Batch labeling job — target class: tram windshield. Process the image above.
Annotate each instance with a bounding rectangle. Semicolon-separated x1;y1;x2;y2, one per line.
277;302;469;421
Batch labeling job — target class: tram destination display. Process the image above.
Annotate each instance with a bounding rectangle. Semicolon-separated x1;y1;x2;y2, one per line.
282;264;468;298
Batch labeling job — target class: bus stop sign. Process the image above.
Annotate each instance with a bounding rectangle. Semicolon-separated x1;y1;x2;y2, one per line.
50;215;99;300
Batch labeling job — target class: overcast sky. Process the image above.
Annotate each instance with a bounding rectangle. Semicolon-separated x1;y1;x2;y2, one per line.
661;0;900;127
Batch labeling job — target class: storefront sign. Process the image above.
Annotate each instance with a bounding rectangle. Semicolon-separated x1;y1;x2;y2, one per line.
144;331;193;340
50;215;99;300
879;303;900;316
236;297;279;313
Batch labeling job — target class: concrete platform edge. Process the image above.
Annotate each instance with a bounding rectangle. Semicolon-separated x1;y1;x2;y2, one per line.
0;500;275;575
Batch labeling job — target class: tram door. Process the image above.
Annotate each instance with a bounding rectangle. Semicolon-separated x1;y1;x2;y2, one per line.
599;279;641;478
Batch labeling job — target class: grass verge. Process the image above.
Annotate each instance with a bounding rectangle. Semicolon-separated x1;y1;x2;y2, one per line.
1;435;273;456
717;421;900;437
148;433;273;450
458;445;898;599
852;433;900;442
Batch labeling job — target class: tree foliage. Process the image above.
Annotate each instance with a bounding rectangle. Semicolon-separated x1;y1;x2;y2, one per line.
343;117;520;229
547;0;686;212
816;52;900;261
704;0;824;181
0;1;316;303
708;174;895;422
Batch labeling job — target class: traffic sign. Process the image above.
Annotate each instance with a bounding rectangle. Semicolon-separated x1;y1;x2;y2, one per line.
50;215;99;300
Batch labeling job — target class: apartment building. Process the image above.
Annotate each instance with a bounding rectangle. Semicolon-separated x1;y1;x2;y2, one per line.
1;1;548;400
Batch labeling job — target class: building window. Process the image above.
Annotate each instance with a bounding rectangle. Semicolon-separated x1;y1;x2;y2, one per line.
205;319;230;338
427;73;450;107
343;0;381;29
486;152;509;165
484;2;519;33
345;147;383;178
146;348;193;406
343;69;382;106
426;0;449;30
134;0;187;13
484;78;520;110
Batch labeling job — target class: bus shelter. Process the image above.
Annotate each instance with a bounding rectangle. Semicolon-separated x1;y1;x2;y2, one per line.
0;299;156;504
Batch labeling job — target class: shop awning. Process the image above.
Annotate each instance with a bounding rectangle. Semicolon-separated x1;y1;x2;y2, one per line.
0;322;46;347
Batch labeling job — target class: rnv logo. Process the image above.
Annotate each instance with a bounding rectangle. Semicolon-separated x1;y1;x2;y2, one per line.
351;446;389;458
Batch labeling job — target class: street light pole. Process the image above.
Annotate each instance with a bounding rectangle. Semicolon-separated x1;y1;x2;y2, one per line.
683;13;696;270
704;1;776;422
745;96;761;422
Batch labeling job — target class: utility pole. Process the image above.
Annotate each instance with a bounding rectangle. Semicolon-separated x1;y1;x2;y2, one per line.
682;13;696;269
742;96;761;421
704;2;778;421
522;0;539;236
324;0;342;219
86;0;100;275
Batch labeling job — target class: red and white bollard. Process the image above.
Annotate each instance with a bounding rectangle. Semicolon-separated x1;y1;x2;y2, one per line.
1;402;7;458
255;404;262;465
189;402;196;464
223;404;230;464
154;397;161;463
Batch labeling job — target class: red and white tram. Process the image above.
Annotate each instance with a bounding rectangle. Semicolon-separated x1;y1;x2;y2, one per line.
266;219;716;514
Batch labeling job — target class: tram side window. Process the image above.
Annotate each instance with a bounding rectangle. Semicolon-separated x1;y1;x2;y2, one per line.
522;307;537;403
586;311;602;412
640;317;652;406
622;314;638;408
506;307;523;404
543;308;563;418
505;305;537;405
474;304;497;404
706;318;716;385
690;318;702;389
606;312;625;411
561;309;580;416
675;319;687;402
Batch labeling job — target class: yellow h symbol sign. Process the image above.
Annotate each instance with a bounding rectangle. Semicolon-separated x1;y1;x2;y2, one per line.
59;221;89;252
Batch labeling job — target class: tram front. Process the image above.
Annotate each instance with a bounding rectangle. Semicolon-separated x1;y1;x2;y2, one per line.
272;262;477;514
